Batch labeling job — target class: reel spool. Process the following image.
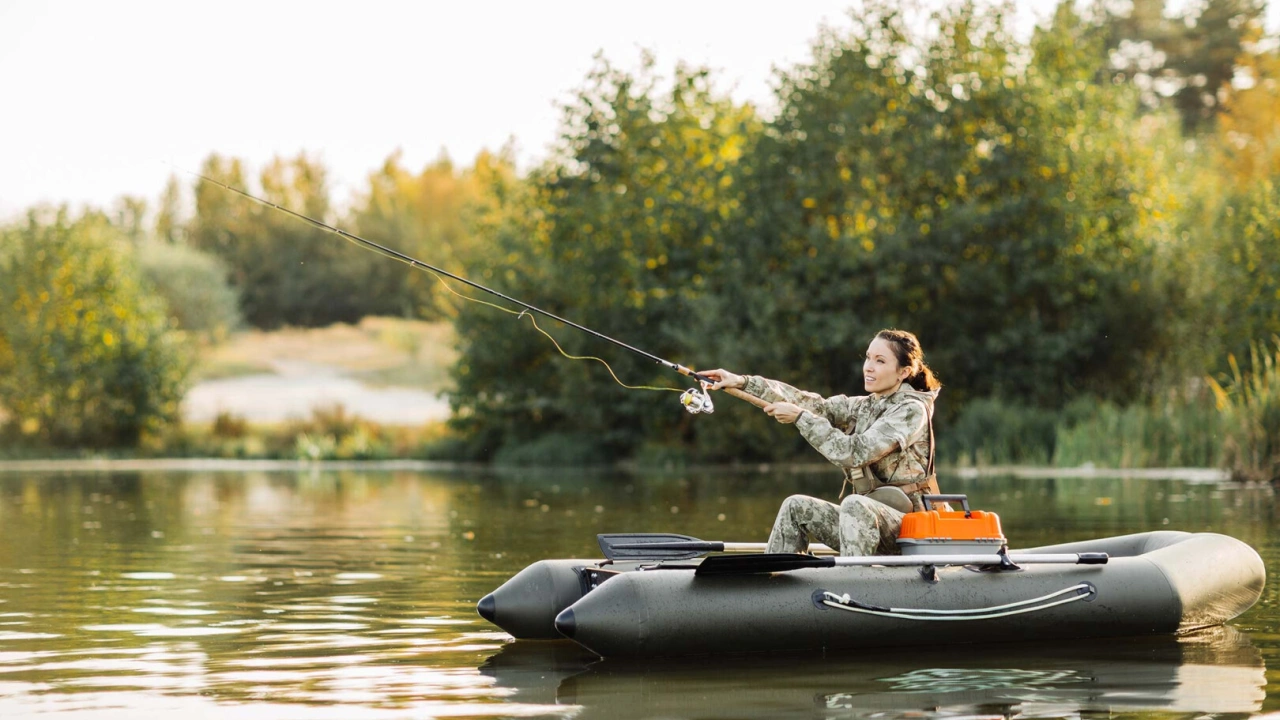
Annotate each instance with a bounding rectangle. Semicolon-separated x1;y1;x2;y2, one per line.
679;386;715;414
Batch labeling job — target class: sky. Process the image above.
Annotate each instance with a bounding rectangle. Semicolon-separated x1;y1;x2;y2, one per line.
2;0;1278;221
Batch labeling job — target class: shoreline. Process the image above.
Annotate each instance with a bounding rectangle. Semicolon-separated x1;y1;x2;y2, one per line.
0;457;1235;482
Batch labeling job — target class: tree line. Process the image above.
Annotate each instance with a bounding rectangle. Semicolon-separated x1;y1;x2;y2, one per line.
2;0;1278;470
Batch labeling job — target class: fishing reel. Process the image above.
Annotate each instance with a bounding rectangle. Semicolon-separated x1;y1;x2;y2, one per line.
680;385;715;414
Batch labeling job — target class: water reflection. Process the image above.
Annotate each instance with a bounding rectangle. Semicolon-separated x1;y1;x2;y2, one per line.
0;468;1275;718
482;626;1265;719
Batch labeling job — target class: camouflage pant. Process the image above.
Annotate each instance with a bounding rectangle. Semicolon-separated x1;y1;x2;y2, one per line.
765;494;904;556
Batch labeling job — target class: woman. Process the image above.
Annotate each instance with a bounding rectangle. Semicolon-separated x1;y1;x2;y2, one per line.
703;329;941;556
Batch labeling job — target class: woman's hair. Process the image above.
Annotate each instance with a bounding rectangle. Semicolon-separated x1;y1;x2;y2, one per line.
875;328;941;392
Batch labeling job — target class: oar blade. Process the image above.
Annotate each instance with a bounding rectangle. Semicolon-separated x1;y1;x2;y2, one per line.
694;553;835;576
598;533;710;560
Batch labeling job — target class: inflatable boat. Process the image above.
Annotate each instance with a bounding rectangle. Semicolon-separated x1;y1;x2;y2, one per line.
477;498;1264;658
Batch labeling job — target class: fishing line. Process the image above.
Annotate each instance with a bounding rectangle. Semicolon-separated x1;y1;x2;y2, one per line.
428;276;679;393
183;167;696;395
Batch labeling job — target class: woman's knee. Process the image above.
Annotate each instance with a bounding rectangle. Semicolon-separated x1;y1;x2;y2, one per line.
778;494;821;515
839;494;877;517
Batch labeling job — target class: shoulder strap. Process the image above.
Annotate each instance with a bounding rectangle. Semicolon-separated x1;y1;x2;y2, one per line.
926;401;935;478
899;396;935;479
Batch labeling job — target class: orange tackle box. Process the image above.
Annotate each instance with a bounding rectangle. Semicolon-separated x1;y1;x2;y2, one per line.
896;494;1006;555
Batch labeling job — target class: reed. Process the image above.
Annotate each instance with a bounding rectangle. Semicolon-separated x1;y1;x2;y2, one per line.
1052;394;1222;469
943;392;1224;470
1208;339;1280;482
941;398;1059;466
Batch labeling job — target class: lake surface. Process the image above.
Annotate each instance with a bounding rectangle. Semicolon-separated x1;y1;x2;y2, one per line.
0;467;1276;719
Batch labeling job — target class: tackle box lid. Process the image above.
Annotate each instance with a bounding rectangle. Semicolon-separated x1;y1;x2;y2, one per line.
898;507;1005;542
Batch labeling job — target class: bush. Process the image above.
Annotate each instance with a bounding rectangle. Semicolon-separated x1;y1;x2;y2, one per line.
492;432;612;467
0;209;192;447
940;398;1061;466
137;240;241;339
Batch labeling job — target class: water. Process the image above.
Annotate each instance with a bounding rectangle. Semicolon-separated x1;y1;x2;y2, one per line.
0;468;1275;719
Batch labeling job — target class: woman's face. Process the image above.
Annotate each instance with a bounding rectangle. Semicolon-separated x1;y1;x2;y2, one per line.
863;337;910;395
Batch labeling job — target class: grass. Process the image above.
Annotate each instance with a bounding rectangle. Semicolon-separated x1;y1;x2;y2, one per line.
942;392;1224;471
193;316;457;391
352;363;451;390
191;359;275;382
143;405;457;461
1209;340;1280;482
1052;393;1223;469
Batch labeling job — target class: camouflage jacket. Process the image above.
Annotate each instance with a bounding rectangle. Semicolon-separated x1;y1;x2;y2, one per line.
742;375;939;504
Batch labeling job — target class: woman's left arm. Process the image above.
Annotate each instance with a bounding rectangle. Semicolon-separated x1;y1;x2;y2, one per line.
793;401;927;469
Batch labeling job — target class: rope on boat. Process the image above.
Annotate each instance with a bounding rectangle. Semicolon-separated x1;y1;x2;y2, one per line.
819;583;1095;621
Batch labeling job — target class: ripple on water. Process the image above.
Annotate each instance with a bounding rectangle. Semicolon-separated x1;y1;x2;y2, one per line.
0;632;61;640
82;624;243;637
131;608;218;616
261;622;369;632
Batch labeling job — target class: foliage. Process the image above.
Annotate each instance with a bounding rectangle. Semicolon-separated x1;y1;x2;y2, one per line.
189;153;375;328
348;149;507;320
137;240;242;339
1215;48;1280;183
491;432;613;467
1099;0;1267;132
448;56;759;460
440;2;1215;463
1195;180;1280;366
1194;49;1280;365
0;209;192;447
939;398;1062;466
150;404;453;461
188;149;511;329
707;1;1184;416
940;390;1223;469
1209;340;1280;481
1053;392;1223;468
1137;45;1280;376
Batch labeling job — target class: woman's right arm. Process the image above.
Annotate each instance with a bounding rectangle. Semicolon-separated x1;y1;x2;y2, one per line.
703;369;841;419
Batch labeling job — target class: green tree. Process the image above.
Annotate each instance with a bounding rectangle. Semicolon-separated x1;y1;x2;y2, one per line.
1200;181;1280;363
113;195;149;244
713;1;1184;420
448;57;758;460
154;174;187;245
348;148;507;320
0;209;191;447
189;153;372;328
1099;0;1266;132
1171;46;1280;368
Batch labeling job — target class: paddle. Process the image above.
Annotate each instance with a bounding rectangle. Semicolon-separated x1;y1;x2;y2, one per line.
694;551;1109;576
598;533;836;561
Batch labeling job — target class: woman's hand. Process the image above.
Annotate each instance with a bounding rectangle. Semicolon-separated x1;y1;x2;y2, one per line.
764;401;803;424
701;368;745;391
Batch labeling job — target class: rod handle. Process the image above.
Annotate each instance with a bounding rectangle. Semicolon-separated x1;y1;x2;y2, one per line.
725;387;769;409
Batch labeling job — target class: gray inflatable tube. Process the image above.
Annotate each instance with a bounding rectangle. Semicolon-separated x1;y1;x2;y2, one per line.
478;531;1264;658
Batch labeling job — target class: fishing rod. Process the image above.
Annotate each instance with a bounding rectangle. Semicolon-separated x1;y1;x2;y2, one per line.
188;170;765;414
